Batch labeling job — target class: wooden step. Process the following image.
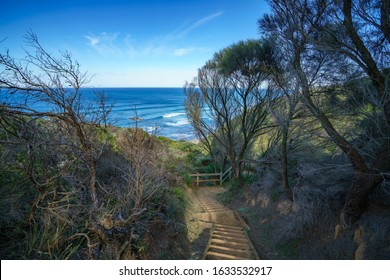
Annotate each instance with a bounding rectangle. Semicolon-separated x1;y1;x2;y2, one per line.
201;206;226;211
203;207;226;210
202;203;221;206
206;251;246;260
211;238;250;249
196;188;260;261
212;234;248;243
208;244;252;259
202;202;223;206
214;224;243;230
214;229;246;238
214;227;245;233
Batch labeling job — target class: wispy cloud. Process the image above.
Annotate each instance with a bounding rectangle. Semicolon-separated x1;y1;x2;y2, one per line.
84;11;222;58
185;11;224;33
124;35;165;57
174;47;209;57
170;11;224;39
84;32;122;55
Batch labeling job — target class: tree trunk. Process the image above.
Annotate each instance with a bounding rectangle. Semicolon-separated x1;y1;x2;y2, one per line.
88;159;98;208
281;127;293;200
341;168;382;227
342;0;389;127
230;158;243;186
303;92;383;224
381;0;390;42
298;76;382;226
303;89;387;225
301;86;389;227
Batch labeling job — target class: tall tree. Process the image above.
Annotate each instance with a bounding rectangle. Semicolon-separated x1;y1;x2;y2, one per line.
185;40;274;183
259;0;390;226
265;45;302;200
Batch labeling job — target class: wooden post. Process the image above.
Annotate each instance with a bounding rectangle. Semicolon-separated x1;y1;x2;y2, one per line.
220;172;222;186
197;174;199;187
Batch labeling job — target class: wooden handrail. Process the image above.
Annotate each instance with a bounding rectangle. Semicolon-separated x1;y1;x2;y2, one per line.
189;172;221;176
189;167;232;187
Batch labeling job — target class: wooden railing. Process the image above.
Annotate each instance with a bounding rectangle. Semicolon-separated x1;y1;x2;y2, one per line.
189;167;232;187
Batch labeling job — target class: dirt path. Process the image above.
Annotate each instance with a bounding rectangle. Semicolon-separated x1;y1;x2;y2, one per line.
193;187;259;260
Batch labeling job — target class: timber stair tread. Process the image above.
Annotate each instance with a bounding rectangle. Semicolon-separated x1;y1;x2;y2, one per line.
211;239;251;249
208;245;252;258
209;244;252;253
197;188;259;260
205;251;246;260
214;227;245;233
202;207;227;210
213;230;247;238
212;234;248;242
214;224;243;230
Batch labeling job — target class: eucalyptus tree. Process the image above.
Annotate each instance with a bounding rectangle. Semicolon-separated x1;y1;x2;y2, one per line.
264;41;303;200
185;39;275;183
259;0;389;226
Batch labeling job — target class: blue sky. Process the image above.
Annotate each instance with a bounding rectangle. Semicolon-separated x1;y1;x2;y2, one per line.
1;0;269;87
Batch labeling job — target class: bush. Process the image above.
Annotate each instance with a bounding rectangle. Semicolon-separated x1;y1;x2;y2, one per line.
277;185;335;241
217;179;241;204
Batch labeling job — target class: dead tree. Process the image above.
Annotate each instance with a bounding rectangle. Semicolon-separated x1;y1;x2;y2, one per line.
0;31;112;208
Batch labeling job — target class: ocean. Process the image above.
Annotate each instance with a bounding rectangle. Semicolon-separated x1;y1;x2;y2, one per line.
2;87;195;141
100;88;194;140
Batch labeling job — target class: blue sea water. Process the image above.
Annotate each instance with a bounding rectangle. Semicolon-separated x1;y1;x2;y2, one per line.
1;87;195;141
100;88;194;140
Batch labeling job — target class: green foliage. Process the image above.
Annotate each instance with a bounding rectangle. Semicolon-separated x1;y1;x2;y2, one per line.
156;135;174;144
0;164;29;190
176;140;198;152
242;173;257;184
157;136;201;153
162;187;187;236
203;164;215;174
212;39;275;77
217;179;241;204
164;161;178;172
156;136;212;181
99;128;118;151
171;186;186;202
184;174;193;186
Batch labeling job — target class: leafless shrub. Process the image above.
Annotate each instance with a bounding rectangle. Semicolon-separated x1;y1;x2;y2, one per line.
0;32;113;259
83;126;169;259
0;32;189;260
277;185;335;241
296;162;354;188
